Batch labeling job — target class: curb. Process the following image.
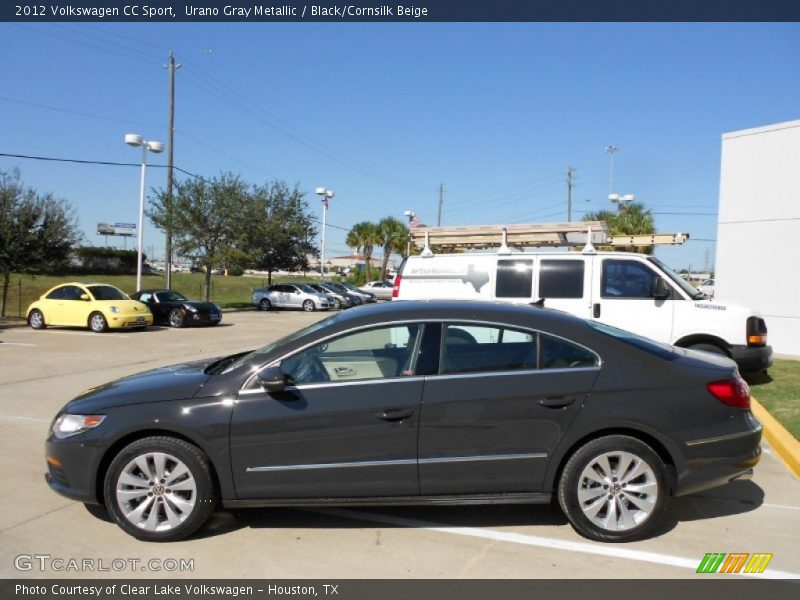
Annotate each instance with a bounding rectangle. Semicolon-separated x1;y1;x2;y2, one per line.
751;396;800;478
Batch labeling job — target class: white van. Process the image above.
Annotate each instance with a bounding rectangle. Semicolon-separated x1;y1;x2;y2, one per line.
392;250;772;374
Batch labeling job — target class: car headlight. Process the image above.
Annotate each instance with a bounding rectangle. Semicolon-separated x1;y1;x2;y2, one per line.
52;414;106;439
184;304;198;312
109;306;120;314
214;303;221;312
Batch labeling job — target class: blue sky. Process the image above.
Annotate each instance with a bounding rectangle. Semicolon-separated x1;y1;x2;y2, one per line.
2;22;799;270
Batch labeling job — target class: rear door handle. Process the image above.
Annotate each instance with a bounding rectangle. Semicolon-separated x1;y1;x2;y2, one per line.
374;408;414;422
539;396;577;408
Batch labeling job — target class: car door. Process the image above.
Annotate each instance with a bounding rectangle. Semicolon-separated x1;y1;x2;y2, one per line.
230;323;427;499
60;285;93;327
592;257;675;343
418;322;599;495
39;286;69;325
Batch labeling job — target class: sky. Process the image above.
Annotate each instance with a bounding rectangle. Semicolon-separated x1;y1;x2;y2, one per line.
1;22;799;271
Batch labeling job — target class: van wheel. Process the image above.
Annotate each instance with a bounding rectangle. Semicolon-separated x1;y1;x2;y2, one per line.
558;435;668;543
689;343;728;357
103;436;217;542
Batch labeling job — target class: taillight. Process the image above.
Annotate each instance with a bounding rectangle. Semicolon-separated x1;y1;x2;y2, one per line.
707;377;751;409
746;316;767;347
392;274;401;298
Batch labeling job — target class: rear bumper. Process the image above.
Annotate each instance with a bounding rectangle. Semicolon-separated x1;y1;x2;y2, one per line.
730;344;773;373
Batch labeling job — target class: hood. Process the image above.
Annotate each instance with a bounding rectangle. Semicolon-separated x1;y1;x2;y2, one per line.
183;300;219;311
63;359;214;414
96;299;149;313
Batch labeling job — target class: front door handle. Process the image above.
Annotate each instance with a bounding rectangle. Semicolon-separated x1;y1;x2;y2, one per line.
539;396;577;408
374;408;414;422
593;303;601;318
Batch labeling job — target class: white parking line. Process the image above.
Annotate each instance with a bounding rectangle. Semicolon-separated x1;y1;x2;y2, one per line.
20;330;130;338
0;414;49;424
316;508;800;579
0;342;37;347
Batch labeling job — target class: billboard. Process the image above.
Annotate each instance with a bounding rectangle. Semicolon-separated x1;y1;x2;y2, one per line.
97;222;136;236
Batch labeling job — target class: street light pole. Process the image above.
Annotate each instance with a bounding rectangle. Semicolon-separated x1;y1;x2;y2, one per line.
315;187;334;279
605;145;619;195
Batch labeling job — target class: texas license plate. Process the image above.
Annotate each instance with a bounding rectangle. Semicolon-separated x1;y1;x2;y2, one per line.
136;316;146;323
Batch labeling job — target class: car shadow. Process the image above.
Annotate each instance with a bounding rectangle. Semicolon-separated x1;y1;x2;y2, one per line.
744;371;773;386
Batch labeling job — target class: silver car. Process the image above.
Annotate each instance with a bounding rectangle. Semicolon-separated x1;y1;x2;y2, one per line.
309;283;361;309
360;280;394;301
252;283;334;312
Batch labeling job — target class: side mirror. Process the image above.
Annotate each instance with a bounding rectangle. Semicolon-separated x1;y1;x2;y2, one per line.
651;277;670;299
80;293;90;301
256;365;286;393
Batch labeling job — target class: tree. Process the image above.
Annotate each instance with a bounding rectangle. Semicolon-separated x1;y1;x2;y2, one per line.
149;173;248;301
376;216;408;280
346;221;381;282
235;182;318;285
583;202;656;254
0;169;81;317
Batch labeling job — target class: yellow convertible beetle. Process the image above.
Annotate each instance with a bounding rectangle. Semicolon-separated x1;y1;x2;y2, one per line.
26;283;153;333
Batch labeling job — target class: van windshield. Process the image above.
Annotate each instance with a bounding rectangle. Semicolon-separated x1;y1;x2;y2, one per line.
648;257;705;299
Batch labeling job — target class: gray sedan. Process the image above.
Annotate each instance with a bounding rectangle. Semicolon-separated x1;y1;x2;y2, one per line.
252;283;334;312
360;280;394;300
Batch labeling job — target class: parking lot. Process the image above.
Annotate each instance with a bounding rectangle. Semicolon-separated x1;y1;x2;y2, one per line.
1;310;798;579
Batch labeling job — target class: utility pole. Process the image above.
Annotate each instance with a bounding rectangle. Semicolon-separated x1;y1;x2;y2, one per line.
164;50;181;288
437;183;445;226
566;166;575;221
605;145;619;195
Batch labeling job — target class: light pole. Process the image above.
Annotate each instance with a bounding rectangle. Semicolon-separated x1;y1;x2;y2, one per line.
315;187;334;278
609;193;635;212
403;210;417;256
125;134;163;292
605;145;619;195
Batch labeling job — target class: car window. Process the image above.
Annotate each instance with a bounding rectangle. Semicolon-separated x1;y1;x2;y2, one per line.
87;285;128;300
47;285;84;300
46;286;68;300
138;292;153;303
601;260;657;299
441;323;537;375
540;334;598;369
281;324;424;385
539;259;585;299
157;291;188;303
495;259;533;299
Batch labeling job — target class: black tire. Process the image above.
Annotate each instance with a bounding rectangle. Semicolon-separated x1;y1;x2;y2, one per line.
688;343;728;357
89;312;108;333
333;298;342;310
103;436;218;542
259;298;271;311
302;299;315;312
28;309;46;330
557;435;669;543
168;309;185;328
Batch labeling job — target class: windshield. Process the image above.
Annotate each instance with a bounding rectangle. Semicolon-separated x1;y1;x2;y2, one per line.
220;311;346;374
158;291;188;303
327;283;348;293
87;285;128;301
648;257;705;299
340;282;358;291
297;284;319;294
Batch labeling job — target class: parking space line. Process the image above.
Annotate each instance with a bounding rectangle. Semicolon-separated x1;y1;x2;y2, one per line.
25;331;130;338
314;508;800;579
0;342;37;347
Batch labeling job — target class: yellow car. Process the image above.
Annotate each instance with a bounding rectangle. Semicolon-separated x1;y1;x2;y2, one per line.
26;283;153;333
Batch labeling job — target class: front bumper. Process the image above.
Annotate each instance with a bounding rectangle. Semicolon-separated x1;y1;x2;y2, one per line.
108;313;153;329
185;311;222;326
730;344;773;373
45;436;104;504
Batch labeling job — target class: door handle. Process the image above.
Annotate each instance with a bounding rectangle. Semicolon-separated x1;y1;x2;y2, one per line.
374;408;414;422
539;396;577;408
593;303;601;318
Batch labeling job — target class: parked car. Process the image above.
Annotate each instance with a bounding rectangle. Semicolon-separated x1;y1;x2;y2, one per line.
308;282;361;309
394;252;771;374
338;281;377;303
45;300;761;543
360;280;394;300
130;289;221;328
252;283;334;312
27;283;152;333
697;279;715;298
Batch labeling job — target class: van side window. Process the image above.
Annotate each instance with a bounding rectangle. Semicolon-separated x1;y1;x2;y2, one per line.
496;260;533;298
602;260;657;299
539;260;584;298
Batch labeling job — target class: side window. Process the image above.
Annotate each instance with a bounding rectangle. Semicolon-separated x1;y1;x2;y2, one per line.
139;293;153;303
60;285;85;301
281;324;423;385
539;260;585;299
495;260;533;298
602;260;657;299
540;334;598;369
441;323;537;375
46;287;66;300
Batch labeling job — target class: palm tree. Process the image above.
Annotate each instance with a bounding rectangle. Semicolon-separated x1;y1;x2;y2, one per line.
346;221;380;282
376;217;408;280
584;202;655;254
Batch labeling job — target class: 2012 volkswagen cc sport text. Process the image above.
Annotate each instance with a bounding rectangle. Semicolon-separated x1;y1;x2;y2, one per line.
45;301;761;542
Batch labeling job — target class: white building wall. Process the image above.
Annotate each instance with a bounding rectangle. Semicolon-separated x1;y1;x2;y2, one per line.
716;119;800;356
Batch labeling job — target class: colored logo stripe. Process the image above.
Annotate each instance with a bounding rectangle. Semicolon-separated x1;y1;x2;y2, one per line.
744;553;773;574
697;553;773;574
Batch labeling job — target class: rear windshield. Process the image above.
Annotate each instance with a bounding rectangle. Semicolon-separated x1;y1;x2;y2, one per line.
585;320;678;361
87;285;128;301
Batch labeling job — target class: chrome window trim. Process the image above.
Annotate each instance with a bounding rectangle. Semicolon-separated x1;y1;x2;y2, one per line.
240;317;602;393
433;365;600;381
246;452;548;473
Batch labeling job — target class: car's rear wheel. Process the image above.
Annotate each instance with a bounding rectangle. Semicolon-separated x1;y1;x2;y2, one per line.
28;309;46;330
168;309;185;328
103;436;217;542
303;300;315;312
89;312;108;333
259;298;271;311
558;435;668;542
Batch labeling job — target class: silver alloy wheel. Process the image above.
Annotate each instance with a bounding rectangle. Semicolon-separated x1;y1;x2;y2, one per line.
577;450;658;532
259;298;270;311
169;310;183;327
334;298;342;309
29;311;43;328
115;452;197;532
90;313;106;332
303;300;314;312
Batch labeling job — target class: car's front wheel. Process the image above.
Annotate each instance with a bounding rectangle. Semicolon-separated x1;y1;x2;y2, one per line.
558;435;668;542
89;312;108;333
302;300;315;312
103;436;217;542
168;309;185;328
